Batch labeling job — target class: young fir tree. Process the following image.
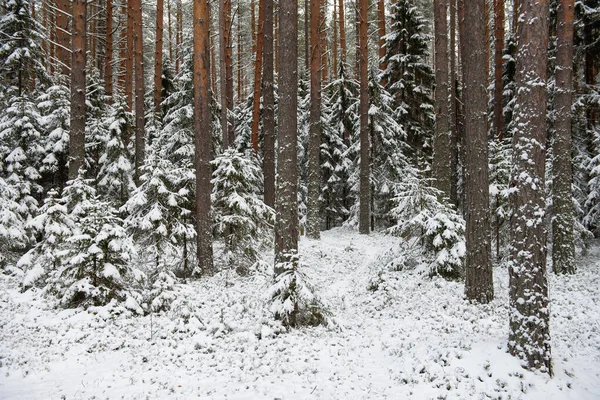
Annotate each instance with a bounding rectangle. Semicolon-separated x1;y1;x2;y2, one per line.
211;149;274;273
380;0;434;160
0;177;28;269
85;67;108;178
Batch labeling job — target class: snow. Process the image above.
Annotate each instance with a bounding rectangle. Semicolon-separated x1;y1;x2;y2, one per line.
1;228;599;399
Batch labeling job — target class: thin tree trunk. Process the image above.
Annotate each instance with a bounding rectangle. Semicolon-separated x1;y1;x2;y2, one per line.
237;2;243;103
251;0;264;153
105;0;113;99
154;0;164;114
168;0;173;64
263;0;276;207
119;0;127;98
132;0;145;182
432;0;451;198
358;0;370;234
274;0;299;268
377;0;386;71
219;0;233;147
462;0;493;302
450;0;458;206
275;4;279;73
89;1;96;65
493;0;504;139
69;0;86;179
56;0;70;77
193;0;214;275
552;0;575;274
332;1;338;78
176;0;182;74
338;0;346;65
508;0;552;375
126;0;134;110
320;0;328;84
307;0;322;239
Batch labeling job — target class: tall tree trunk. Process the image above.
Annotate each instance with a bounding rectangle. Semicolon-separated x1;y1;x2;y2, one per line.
193;0;214;275
377;0;386;71
462;0;493;303
119;1;127;99
176;0;182;74
307;0;322;239
251;0;264;153
512;0;519;35
237;2;243;103
274;0;299;268
154;0;164;115
126;0;134;110
508;0;552;375
320;0;328;84
332;1;338;78
338;0;346;66
432;0;451;198
263;0;276;207
493;0;504;139
358;0;370;234
43;0;49;72
552;0;575;274
105;0;113;99
275;6;279;73
211;32;217;95
168;0;173;64
219;0;233;147
89;1;96;65
56;0;70;77
450;0;458;206
132;0;145;182
69;0;86;179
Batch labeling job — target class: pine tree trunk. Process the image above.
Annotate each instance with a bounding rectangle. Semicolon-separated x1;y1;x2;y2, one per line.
126;0;134;110
450;0;458;206
332;1;338;77
119;1;127;100
132;0;145;183
493;0;504;139
358;0;370;234
154;0;164;115
339;0;346;65
274;0;299;269
193;0;215;276
56;0;70;77
320;0;328;84
89;2;96;66
168;0;173;64
552;0;575;274
462;0;493;303
237;5;243;103
508;0;552;374
432;0;451;198
263;0;276;208
176;0;182;74
220;0;233;147
105;0;113;99
43;1;49;72
307;0;322;239
211;31;217;95
69;0;86;179
251;0;264;153
377;0;386;71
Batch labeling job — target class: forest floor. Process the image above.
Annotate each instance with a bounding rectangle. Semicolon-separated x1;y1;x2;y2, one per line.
1;227;599;399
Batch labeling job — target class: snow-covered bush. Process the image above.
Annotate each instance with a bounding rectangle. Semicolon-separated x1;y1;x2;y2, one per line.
268;252;330;328
211;149;274;273
387;173;465;279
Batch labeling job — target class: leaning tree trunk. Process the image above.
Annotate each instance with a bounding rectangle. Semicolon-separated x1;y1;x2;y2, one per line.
193;0;215;276
274;0;299;269
508;0;552;375
462;0;493;303
358;0;370;234
69;0;86;179
263;0;276;208
551;0;575;274
432;0;451;199
307;0;322;239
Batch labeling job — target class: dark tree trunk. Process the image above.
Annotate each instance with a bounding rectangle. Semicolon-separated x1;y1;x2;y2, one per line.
552;0;575;274
508;0;552;375
251;0;264;153
358;0;370;234
493;0;504;140
56;0;70;77
154;0;164;115
69;0;86;179
219;0;233;147
320;0;328;84
307;0;322;239
338;0;346;66
105;0;113;99
263;0;276;208
462;0;493;303
126;0;134;110
432;0;451;198
132;0;145;183
332;1;338;78
274;0;299;269
450;0;458;206
193;0;214;275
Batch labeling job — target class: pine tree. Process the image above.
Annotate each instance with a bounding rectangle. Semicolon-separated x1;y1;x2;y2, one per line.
0;177;28;269
381;0;434;159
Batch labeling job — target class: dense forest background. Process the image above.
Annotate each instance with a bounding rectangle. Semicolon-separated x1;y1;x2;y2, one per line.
0;0;599;379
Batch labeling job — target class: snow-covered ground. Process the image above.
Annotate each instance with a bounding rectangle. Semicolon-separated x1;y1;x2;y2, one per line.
1;228;599;399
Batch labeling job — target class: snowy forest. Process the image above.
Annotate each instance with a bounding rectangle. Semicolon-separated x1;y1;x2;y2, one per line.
0;0;599;397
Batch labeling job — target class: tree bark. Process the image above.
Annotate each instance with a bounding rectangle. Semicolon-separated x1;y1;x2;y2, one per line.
219;0;233;147
508;0;552;374
168;0;173;64
338;0;346;66
56;0;70;77
176;0;182;74
432;0;451;198
251;0;264;153
193;0;214;275
237;2;243;103
154;0;164;115
263;0;276;208
450;0;458;206
126;0;134;110
552;0;575;274
307;0;322;239
118;0;127;99
132;0;145;182
493;0;504;140
462;0;493;303
89;1;96;66
274;0;299;268
358;0;370;234
332;1;338;78
69;0;86;179
320;0;328;85
105;0;113;99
